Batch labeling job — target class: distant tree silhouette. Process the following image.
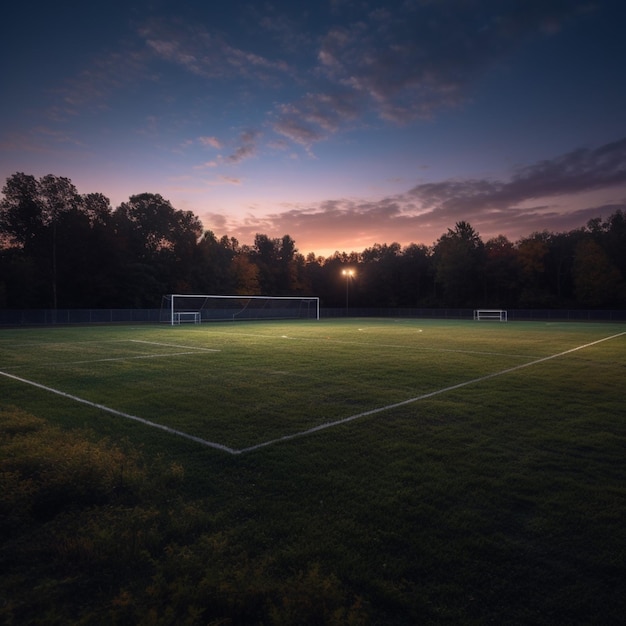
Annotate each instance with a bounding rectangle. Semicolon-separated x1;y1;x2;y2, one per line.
483;235;519;307
573;239;626;307
0;173;102;308
2;171;625;310
516;232;551;306
114;193;203;306
433;221;484;306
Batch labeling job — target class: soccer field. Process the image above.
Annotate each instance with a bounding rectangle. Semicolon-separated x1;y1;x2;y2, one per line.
1;318;626;624
1;318;624;453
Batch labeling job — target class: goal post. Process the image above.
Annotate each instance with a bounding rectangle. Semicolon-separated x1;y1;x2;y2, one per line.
161;294;320;325
473;309;508;322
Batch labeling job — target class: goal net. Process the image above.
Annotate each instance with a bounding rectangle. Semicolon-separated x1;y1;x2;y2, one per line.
160;294;320;324
473;309;508;321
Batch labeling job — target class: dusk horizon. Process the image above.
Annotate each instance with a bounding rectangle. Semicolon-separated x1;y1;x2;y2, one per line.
2;0;625;257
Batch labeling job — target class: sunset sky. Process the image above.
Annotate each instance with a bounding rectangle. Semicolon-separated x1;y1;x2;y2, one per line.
1;0;625;257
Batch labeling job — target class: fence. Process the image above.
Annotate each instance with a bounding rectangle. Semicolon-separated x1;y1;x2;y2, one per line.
322;308;626;321
1;307;625;326
0;309;162;326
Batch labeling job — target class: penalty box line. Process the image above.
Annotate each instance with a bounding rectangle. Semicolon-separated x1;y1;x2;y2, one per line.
1;331;624;456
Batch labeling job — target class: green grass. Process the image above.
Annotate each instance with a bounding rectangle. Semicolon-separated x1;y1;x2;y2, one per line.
1;318;625;624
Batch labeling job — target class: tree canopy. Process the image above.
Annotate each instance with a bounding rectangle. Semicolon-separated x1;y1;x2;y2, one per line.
1;172;625;309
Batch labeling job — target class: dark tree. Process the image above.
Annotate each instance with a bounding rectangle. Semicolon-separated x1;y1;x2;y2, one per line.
250;234;279;294
516;232;551;307
192;231;237;294
587;209;626;278
249;234;304;295
0;173;43;250
433;221;484;306
0;173;90;308
113;193;203;305
302;253;326;302
573;238;626;307
483;235;519;307
360;243;403;306
396;243;433;306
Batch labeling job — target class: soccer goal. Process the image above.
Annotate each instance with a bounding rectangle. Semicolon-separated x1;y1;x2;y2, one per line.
473;309;508;322
161;294;320;325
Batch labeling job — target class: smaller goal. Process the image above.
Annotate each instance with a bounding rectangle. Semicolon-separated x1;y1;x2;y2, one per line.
173;311;201;324
161;294;320;325
473;309;508;322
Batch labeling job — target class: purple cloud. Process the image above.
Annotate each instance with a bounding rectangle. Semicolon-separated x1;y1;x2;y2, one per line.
209;138;626;254
225;130;261;164
408;138;626;217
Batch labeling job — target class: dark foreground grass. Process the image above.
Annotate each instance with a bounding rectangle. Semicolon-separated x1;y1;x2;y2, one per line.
1;319;625;624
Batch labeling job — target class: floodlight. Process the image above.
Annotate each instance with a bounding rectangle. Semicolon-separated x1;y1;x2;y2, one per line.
341;268;355;314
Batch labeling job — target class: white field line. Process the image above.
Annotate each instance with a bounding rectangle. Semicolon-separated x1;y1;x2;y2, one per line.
1;331;623;456
69;351;218;364
0;339;220;371
331;341;542;360
129;340;220;352
236;330;626;454
4;352;214;371
0;369;237;454
202;329;542;359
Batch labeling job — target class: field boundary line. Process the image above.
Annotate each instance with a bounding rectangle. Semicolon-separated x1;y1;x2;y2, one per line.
0;370;237;454
236;330;626;454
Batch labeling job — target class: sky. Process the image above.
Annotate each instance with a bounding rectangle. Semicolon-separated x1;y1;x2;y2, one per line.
1;0;625;257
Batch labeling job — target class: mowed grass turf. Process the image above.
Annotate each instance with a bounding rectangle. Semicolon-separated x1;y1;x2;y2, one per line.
1;318;625;624
1;318;620;450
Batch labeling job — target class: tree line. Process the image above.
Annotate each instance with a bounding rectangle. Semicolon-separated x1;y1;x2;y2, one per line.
1;172;625;310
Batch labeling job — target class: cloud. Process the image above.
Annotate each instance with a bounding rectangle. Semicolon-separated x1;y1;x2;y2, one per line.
267;139;290;151
201;212;229;230
139;18;292;83
272;91;361;147
507;138;626;197
264;0;593;151
46;13;294;128
192;130;260;168
0;126;87;157
257;10;313;54
44;2;594;159
51;49;149;119
225;130;260;164
218;175;241;185
199;136;222;149
209;138;626;254
310;0;592;124
226;144;256;164
408;138;626;218
272;116;325;148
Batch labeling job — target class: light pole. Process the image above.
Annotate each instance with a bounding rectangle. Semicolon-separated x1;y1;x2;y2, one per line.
342;269;355;316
